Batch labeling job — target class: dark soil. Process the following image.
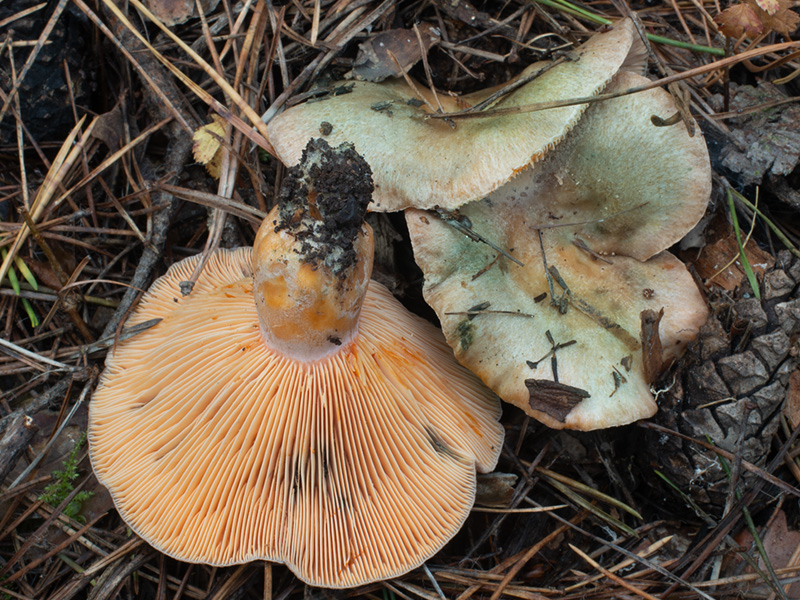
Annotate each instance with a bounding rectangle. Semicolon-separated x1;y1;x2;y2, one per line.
276;138;374;274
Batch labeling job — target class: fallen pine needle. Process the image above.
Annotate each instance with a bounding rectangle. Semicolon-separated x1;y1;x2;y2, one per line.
570;543;662;600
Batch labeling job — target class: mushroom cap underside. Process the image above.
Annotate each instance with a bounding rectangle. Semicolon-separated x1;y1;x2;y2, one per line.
89;249;503;588
268;19;639;212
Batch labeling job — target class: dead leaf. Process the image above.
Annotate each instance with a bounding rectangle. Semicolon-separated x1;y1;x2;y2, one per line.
715;0;799;37
192;115;227;179
681;212;775;292
90;105;125;151
760;0;800;35
640;308;665;384
26;259;67;291
142;0;221;26
526;380;590;423
348;24;441;82
475;472;518;507
784;368;800;427
715;3;763;37
729;510;800;599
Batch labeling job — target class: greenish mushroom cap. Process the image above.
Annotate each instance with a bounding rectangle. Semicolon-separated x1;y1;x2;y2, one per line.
268;19;641;211
407;72;711;430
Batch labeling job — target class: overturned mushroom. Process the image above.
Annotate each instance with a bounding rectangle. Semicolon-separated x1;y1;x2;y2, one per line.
268;19;645;211
89;139;503;587
407;73;711;430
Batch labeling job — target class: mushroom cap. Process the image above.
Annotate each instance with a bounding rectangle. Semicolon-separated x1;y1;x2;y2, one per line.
267;19;639;212
406;217;706;429
406;74;710;431
89;249;503;587
500;71;711;261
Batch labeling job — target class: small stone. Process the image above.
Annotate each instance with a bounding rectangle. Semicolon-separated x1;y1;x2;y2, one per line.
778;253;800;285
741;436;770;466
717;351;769;396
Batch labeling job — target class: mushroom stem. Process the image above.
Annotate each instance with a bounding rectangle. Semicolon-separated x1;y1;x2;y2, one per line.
253;139;375;362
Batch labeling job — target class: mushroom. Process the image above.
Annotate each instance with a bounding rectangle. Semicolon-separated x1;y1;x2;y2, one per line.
89;139;503;587
267;19;645;212
406;72;711;431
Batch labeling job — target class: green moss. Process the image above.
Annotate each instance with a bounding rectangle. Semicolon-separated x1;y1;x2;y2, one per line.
39;431;94;522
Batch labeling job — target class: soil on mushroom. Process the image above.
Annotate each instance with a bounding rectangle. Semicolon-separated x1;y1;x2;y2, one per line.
275;138;375;276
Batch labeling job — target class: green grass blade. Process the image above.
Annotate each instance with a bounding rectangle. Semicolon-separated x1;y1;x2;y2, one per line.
529;0;724;55
21;298;39;327
1;248;21;294
13;255;38;290
708;437;788;600
654;470;715;526
730;188;800;258
546;477;637;536
727;188;761;300
539;467;643;519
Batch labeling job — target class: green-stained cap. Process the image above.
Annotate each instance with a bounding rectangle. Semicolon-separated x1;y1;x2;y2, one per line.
268;19;642;212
